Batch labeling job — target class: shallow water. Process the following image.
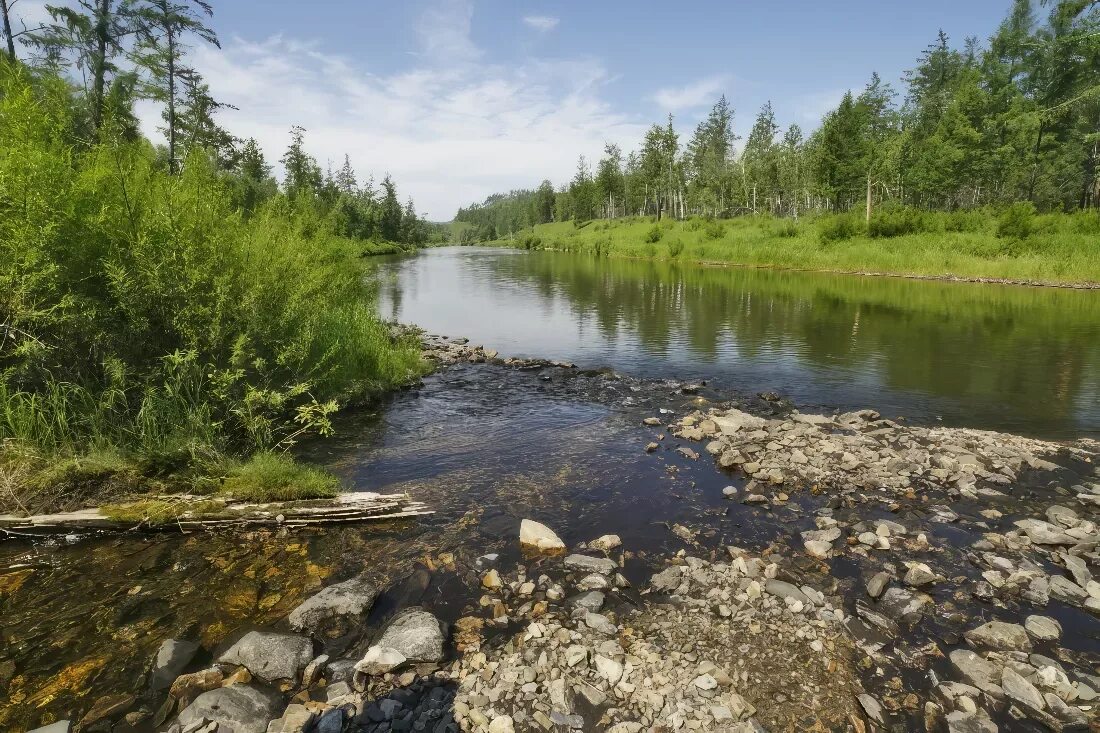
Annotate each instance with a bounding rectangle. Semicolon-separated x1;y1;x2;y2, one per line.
377;247;1100;439
2;248;1099;730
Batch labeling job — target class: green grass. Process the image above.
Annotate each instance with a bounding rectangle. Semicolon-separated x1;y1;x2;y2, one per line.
493;212;1100;285
219;451;340;502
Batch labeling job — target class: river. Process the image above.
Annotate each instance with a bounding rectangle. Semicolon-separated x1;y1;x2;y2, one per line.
1;247;1098;730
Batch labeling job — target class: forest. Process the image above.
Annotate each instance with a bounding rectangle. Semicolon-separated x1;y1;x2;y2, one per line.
0;1;433;512
455;0;1100;246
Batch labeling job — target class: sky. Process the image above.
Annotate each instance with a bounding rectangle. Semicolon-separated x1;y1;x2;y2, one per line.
14;0;1017;220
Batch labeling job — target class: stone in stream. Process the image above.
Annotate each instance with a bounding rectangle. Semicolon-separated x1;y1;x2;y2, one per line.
1014;518;1075;545
1024;615;1062;641
217;631;313;683
520;519;566;555
1001;667;1046;712
904;563;937;587
804;540;832;558
563;554;618;575
175;685;282;733
589;534;622;552
876;587;931;625
948;650;1005;701
374;607;447;663
965;621;1032;652
27;722;71;733
857;694;885;725
354;645;407;677
287;573;377;635
568;591;605;613
764;580;810;605
866;572;891;599
649;565;684;592
710;409;766;434
150;638;200;691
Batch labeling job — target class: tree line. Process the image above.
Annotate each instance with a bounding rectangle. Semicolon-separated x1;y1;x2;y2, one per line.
456;0;1099;240
0;0;431;245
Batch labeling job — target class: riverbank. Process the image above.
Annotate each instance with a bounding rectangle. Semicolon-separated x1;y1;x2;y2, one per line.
488;216;1100;287
7;335;1100;732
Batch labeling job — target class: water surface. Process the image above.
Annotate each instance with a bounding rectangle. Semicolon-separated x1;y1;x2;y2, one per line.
378;246;1100;438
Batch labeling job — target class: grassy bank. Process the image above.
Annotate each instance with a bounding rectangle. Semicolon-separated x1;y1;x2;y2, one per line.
0;62;424;516
494;211;1100;285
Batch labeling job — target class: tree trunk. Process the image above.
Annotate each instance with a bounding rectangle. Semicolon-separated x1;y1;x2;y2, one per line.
865;173;872;223
1;0;15;60
1027;120;1045;203
167;27;177;173
91;0;112;130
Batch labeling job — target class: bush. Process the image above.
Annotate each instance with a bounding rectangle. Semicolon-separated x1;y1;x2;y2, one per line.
0;62;422;465
666;239;685;258
997;202;1036;239
520;233;542;250
645;225;663;243
772;220;799;238
703;220;725;240
818;214;865;243
944;210;987;233
867;207;933;238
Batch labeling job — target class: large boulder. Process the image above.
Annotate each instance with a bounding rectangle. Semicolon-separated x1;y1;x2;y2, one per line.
287;574;378;636
150;639;200;691
374;608;447;663
520;519;566;555
217;631;313;683
176;685;282;733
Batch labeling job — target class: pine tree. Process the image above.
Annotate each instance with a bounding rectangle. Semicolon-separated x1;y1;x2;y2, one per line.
280;125;322;198
379;175;403;241
28;0;137;130
131;0;219;173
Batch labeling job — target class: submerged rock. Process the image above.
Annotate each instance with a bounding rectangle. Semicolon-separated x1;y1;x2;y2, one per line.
150;638;199;691
175;685;282;733
375;607;447;663
287;573;377;635
563;554;617;575
217;631;313;683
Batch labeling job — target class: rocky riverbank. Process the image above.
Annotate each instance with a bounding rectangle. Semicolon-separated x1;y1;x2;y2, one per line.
13;335;1100;732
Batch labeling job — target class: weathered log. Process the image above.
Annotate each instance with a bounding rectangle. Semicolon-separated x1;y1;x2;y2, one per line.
0;492;433;536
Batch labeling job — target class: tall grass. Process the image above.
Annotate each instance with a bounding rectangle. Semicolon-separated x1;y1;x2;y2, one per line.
494;208;1100;284
0;61;422;508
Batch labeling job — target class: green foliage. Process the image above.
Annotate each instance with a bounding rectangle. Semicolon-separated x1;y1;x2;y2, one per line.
772;220;800;238
666;239;685;258
867;207;934;238
0;62;422;474
645;225;663;243
997;202;1037;239
101;497;225;524
703;220;726;240
220;451;340;502
818;214;866;243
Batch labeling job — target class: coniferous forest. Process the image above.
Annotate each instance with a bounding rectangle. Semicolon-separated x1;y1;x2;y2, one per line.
456;1;1100;253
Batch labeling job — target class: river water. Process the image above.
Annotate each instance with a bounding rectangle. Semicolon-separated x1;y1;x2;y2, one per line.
377;247;1100;439
2;247;1098;730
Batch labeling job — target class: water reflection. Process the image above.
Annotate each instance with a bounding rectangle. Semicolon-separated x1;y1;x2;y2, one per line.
377;247;1100;438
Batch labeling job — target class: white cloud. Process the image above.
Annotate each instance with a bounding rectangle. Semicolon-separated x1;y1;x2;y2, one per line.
9;0;52;34
522;15;560;32
791;88;848;126
137;1;644;219
651;76;728;112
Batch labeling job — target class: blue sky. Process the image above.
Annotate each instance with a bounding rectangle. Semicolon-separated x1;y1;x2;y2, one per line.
20;0;1017;218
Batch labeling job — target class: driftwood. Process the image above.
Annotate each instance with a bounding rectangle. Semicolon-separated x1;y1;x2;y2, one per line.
0;492;433;536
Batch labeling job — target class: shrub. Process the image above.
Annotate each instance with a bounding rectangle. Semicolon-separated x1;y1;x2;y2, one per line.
868;207;933;238
997;202;1036;239
772;220;799;238
520;233;542;250
703;220;725;240
666;239;685;258
944;210;987;233
818;214;865;243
